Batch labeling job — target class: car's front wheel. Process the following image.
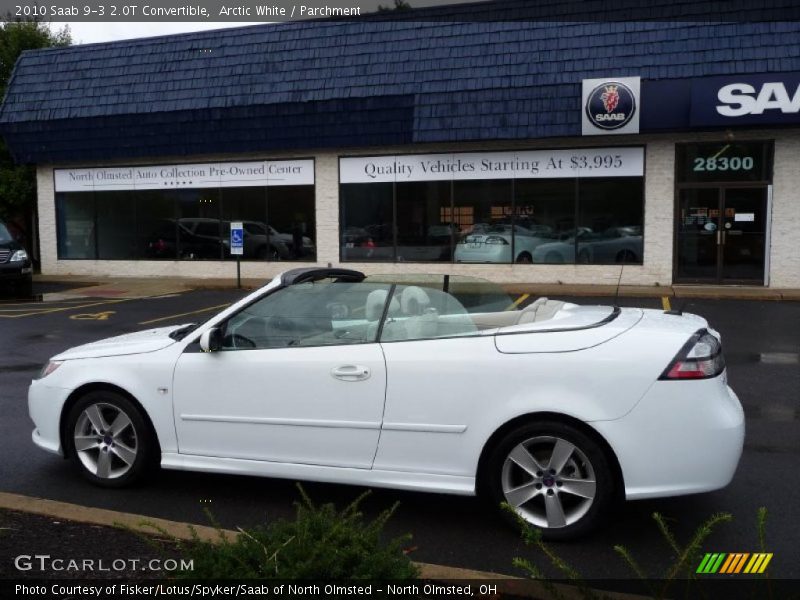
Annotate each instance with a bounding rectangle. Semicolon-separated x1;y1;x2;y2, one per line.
485;421;617;540
65;391;155;487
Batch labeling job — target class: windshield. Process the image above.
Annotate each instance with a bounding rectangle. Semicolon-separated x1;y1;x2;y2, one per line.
0;223;13;242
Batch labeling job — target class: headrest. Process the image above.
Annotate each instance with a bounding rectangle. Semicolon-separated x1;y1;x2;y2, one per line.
400;286;431;315
365;289;400;321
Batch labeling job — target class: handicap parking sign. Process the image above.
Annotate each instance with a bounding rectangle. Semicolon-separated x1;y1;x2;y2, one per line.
230;221;244;256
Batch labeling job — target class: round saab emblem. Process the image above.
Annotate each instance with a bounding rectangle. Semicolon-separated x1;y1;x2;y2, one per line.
585;81;636;130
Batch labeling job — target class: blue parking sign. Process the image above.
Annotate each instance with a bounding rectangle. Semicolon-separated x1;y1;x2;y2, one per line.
230;221;244;256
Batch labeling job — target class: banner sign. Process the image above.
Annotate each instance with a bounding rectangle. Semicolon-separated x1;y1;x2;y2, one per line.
54;160;314;192
690;72;800;127
339;147;644;184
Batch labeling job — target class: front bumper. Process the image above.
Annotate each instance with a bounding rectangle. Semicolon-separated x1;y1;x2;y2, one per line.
0;261;33;282
592;374;745;500
29;380;71;456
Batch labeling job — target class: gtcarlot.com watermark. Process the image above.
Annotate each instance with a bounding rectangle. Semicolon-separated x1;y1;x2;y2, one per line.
14;554;194;573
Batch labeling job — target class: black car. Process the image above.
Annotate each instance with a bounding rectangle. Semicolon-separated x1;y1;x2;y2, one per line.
0;220;33;297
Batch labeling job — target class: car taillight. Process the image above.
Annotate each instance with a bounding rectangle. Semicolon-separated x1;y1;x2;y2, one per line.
659;329;725;380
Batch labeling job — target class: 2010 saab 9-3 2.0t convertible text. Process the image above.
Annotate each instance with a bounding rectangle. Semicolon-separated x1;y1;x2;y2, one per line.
29;268;744;539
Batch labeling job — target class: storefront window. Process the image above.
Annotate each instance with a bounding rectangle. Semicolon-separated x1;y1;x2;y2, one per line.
221;187;267;260
396;181;453;262
176;188;223;260
268;186;316;261
576;179;644;265
96;191;137;259
54;160;315;262
339;149;644;265
138;190;177;260
514;180;574;264
340;183;394;261
56;193;96;259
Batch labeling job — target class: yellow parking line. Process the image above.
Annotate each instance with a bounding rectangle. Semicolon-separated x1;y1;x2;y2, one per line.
0;298;130;318
507;293;530;310
661;296;672;311
138;303;230;326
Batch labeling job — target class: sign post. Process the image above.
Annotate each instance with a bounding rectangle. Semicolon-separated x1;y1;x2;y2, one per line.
230;221;244;289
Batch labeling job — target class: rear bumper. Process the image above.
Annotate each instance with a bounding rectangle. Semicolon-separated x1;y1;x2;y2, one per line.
592;373;744;500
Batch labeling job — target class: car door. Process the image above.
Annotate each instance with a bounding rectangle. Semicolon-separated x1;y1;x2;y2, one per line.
171;280;392;469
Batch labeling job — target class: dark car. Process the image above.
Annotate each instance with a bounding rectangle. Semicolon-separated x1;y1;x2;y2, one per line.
0;220;33;297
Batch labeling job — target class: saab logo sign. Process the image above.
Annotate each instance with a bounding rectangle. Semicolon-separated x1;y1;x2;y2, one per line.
582;77;640;135
718;82;800;116
691;73;800;127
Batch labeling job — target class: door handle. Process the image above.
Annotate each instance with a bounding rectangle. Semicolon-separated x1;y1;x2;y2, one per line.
716;230;721;245
331;365;371;382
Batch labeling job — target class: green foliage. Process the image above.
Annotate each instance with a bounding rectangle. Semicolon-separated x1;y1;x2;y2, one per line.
377;0;412;12
505;502;759;600
142;485;419;580
0;20;70;231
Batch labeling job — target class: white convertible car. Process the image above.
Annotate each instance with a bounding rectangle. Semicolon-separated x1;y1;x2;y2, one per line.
29;269;744;539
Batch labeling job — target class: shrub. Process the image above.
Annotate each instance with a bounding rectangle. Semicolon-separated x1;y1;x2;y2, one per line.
146;485;418;580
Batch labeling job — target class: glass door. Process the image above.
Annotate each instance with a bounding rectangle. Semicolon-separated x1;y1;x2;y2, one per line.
675;186;768;284
676;188;721;282
720;188;767;283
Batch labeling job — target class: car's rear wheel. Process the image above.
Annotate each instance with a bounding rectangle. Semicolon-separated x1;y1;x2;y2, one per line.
65;391;155;487
485;421;616;540
515;252;533;264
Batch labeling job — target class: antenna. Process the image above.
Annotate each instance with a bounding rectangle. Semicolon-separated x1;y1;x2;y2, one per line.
613;254;625;309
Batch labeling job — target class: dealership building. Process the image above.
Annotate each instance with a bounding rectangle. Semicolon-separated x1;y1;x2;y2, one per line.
1;2;799;288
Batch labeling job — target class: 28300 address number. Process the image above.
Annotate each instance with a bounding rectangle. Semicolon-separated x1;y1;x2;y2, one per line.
693;156;755;172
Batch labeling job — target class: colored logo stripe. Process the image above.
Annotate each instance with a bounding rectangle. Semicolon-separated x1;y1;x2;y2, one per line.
697;553;726;573
697;553;773;574
744;553;773;574
720;553;749;574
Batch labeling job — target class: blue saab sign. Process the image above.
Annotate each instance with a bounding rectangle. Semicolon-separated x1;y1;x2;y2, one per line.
691;73;800;127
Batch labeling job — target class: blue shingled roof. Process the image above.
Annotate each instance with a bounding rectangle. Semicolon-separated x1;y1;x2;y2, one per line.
2;0;800;163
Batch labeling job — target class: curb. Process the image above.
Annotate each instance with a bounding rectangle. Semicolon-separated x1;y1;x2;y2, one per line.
0;492;649;600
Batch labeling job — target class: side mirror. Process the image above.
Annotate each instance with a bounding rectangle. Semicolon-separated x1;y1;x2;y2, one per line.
199;327;222;352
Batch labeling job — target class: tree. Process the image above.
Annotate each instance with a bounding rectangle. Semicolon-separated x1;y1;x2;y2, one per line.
0;20;70;257
377;0;411;12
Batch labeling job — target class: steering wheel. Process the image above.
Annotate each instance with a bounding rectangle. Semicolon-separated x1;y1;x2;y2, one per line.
224;333;256;349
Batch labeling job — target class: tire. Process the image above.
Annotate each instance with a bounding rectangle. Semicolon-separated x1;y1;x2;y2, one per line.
17;278;33;299
577;250;591;264
483;420;617;541
64;391;157;488
515;252;533;264
616;249;637;264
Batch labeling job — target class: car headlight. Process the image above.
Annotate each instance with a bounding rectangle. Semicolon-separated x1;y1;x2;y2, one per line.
10;249;28;262
37;361;63;379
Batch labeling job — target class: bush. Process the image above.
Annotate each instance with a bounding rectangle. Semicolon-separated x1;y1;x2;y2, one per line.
150;485;419;580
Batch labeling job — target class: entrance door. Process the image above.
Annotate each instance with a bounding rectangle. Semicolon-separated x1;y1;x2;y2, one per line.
675;187;768;284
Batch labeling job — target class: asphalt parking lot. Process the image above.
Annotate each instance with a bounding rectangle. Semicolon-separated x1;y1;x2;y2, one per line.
1;282;798;581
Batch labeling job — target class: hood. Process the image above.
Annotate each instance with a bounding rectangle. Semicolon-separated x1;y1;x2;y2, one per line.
53;325;183;360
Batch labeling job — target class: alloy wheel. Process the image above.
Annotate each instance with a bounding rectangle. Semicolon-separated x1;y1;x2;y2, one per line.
501;435;597;529
73;402;138;479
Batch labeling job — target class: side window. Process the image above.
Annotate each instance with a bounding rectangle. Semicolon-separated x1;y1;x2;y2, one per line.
379;285;479;342
220;281;393;350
